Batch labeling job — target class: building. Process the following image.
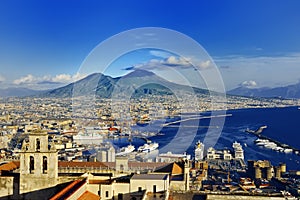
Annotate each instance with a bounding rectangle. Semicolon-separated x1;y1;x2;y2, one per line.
194;140;205;161
0;130;113;199
206;142;244;161
100;173;169;200
0;130;191;199
19;130;58;194
96;143;115;162
232;141;244;160
247;160;285;180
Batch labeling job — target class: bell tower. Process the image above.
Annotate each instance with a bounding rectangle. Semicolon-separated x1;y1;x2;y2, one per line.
19;130;58;194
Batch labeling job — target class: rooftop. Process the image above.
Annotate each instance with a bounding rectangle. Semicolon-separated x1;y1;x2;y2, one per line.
131;173;168;180
0;161;20;173
58;161;108;168
78;190;99;200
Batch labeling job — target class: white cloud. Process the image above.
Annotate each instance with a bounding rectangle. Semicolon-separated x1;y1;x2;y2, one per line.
13;74;35;85
51;73;84;83
131;56;213;71
199;60;212;69
13;73;85;86
214;53;300;89
240;80;258;88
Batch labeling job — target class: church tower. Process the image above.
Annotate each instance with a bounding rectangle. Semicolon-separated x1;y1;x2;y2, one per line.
19;130;58;194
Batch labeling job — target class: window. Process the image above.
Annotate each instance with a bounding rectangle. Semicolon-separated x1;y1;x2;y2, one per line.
153;185;157;193
43;156;47;174
105;191;109;198
118;193;123;200
36;138;40;152
29;156;34;173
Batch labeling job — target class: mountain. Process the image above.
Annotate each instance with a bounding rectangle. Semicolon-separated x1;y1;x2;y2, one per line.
38;69;209;98
228;82;300;99
0;87;43;97
41;73;116;98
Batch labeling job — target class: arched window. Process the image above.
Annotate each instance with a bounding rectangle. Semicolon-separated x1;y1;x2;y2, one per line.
36;138;40;152
30;156;34;173
43;156;47;174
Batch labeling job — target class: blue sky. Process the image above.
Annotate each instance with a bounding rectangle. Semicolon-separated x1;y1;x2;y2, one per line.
0;0;300;90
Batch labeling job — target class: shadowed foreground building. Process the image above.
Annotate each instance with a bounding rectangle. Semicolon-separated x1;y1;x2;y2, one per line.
19;131;58;194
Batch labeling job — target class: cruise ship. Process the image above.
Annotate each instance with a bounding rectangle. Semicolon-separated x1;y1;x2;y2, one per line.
137;142;159;153
72;132;103;146
73;132;103;140
116;144;135;156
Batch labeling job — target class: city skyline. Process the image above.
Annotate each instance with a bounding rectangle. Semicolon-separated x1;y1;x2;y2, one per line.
1;1;300;91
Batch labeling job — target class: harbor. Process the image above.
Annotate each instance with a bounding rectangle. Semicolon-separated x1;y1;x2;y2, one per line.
245;126;300;155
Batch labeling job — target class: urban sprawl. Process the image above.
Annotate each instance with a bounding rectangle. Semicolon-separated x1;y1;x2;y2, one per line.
0;94;300;199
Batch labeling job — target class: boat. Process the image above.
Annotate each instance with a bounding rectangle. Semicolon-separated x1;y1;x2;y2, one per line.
116;144;135;156
284;148;293;153
137;142;159;153
255;138;268;143
264;142;277;149
274;146;284;152
255;139;269;146
72;132;103;144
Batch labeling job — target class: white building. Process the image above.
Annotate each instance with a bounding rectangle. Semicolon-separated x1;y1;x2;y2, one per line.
206;142;244;161
96;143;115;162
207;147;221;160
194;140;205;161
223;149;232;160
232;141;244;160
100;173;169;200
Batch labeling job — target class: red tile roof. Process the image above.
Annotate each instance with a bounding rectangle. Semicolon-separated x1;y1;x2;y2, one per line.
78;191;99;200
0;161;20;172
50;179;86;200
102;161;166;170
88;179;112;184
128;162;166;169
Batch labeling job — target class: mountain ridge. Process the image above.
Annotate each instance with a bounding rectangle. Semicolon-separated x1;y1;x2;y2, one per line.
228;82;300;99
38;69;208;98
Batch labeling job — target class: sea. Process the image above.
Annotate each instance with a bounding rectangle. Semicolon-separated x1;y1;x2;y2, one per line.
108;106;300;171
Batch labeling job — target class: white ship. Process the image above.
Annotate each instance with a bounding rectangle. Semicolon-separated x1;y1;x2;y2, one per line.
73;133;103;140
116;144;135;156
73;132;103;145
138;142;159;153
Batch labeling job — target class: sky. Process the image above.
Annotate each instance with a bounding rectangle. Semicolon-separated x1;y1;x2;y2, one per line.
0;0;300;91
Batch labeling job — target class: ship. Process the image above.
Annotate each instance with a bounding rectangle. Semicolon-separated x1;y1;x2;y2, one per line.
116;144;135;156
137;142;159;153
73;132;103;140
72;132;103;145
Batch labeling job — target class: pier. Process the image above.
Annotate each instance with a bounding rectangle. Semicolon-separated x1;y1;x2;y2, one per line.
162;114;232;127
